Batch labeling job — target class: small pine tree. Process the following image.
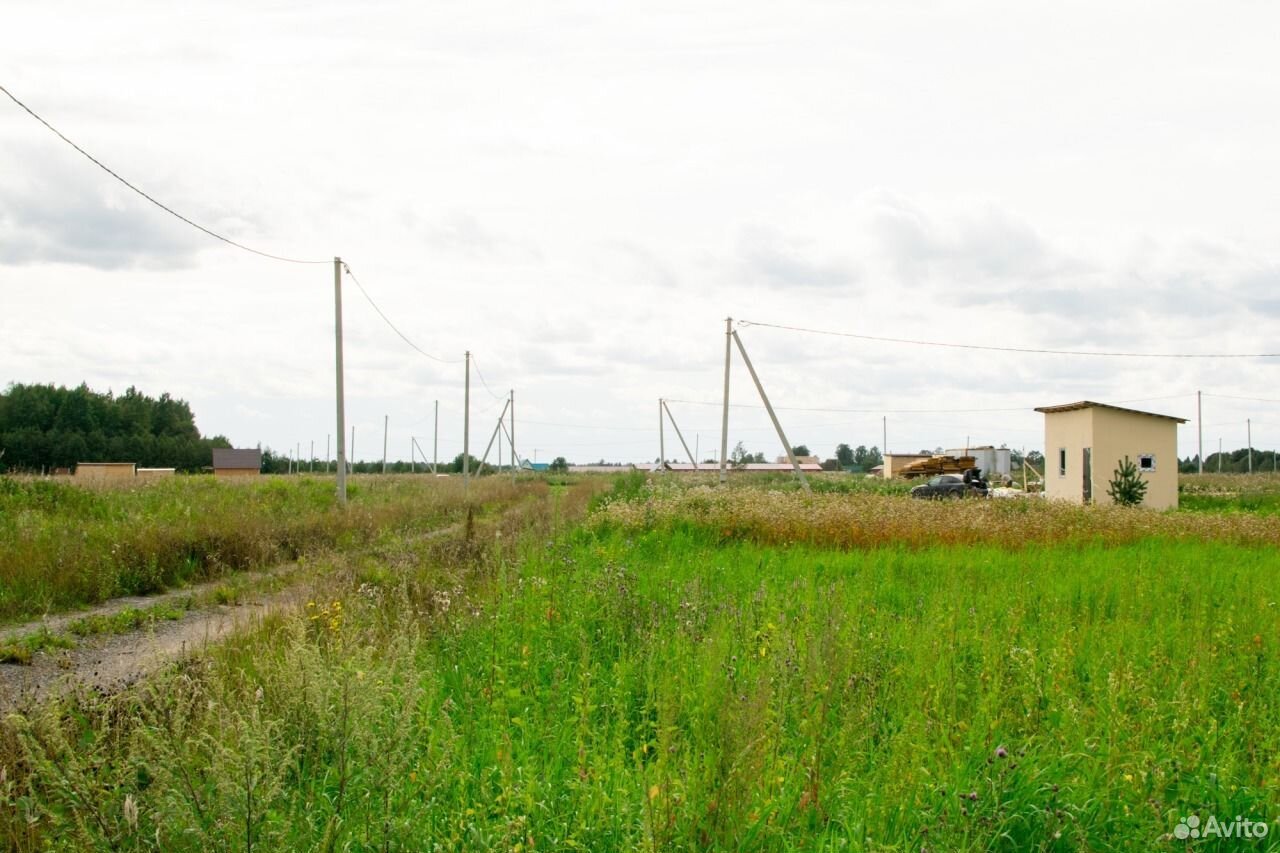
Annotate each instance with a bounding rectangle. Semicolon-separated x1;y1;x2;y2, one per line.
1106;455;1148;507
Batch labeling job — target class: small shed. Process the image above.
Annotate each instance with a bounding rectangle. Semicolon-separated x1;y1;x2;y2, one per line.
75;462;136;481
1035;401;1186;510
212;448;262;477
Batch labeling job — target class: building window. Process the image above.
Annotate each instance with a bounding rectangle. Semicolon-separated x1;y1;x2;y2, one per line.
1138;454;1155;473
1058;448;1067;476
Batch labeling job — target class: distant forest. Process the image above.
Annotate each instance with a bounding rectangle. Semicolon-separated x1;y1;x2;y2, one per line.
0;383;231;472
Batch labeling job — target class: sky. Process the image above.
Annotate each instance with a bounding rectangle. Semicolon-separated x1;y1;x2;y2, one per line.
3;0;1279;465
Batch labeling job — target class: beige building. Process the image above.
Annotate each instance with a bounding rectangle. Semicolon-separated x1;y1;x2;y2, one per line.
212;448;262;477
1035;401;1186;510
881;453;932;479
74;462;136;481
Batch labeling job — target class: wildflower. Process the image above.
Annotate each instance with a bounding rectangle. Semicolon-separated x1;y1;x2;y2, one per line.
968;791;978;801
995;746;1008;759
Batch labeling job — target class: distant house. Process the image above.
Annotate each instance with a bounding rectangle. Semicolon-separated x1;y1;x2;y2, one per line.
775;455;821;466
519;460;550;473
212;448;262;477
1035;401;1186;510
661;462;823;473
75;462;136;481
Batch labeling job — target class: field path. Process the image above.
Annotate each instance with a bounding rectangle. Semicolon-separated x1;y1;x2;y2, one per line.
0;519;465;710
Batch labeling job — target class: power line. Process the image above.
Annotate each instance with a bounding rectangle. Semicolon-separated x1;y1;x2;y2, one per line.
664;392;1192;416
469;355;506;401
0;83;327;265
1203;392;1280;404
736;319;1280;359
341;264;462;364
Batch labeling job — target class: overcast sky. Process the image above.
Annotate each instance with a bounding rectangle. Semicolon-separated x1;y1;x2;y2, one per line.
4;0;1279;464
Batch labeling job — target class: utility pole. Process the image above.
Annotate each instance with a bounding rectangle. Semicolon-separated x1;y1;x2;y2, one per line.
334;258;347;504
1218;437;1222;473
433;400;439;475
463;352;471;492
296;442;301;475
510;389;517;483
696;433;700;464
1197;390;1203;474
1248;418;1253;473
659;398;666;470
719;317;732;484
882;415;887;456
350;426;356;474
410;438;416;474
382;415;389;474
326;434;331;473
731;330;811;494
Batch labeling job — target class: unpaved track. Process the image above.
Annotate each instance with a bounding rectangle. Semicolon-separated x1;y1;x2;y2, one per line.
0;518;467;711
0;584;307;709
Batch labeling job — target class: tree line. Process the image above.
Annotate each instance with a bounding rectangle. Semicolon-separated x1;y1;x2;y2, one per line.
0;383;231;473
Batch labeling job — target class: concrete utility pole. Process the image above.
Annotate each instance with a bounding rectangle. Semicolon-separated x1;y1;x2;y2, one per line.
1197;390;1203;474
883;416;887;456
510;389;517;484
719;317;732;484
1219;438;1223;473
463;352;471;492
1248;418;1253;473
433;400;439;474
326;435;331;473
410;438;416;474
474;399;512;476
382;415;389;474
658;398;666;470
334;258;347;504
731;330;811;494
663;400;698;469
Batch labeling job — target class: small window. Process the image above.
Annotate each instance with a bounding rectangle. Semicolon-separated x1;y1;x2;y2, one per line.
1138;454;1155;472
1058;448;1067;476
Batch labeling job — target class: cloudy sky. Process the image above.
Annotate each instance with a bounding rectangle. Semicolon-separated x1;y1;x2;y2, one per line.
4;0;1279;465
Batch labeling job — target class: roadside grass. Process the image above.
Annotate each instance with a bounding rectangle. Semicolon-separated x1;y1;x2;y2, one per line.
0;474;528;623
2;477;1275;851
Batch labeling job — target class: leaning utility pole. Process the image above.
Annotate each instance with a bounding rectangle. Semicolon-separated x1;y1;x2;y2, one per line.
1197;390;1203;474
658;398;666;470
662;400;698;469
731;329;811;494
382;415;389;474
433;400;439;474
463;352;471;492
334;258;347;504
718;317;732;484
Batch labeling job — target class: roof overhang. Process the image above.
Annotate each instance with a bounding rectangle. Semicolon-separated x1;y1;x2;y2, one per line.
1034;400;1187;423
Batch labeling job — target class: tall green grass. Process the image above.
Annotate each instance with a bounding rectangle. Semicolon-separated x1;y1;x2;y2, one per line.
0;474;527;622
6;484;1276;850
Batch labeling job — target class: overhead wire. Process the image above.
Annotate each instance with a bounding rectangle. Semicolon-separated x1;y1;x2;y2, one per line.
663;392;1193;416
735;319;1280;359
341;264;463;364
0;83;327;265
469;354;507;401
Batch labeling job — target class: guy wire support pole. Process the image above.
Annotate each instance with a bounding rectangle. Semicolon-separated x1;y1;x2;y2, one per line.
333;257;347;505
475;400;512;475
382;414;389;474
663;400;698;469
433;400;439;474
730;329;812;494
719;317;732;485
659;398;666;471
464;352;471;493
1197;390;1203;474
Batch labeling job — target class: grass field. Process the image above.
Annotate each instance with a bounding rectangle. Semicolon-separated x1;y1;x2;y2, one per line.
1;473;1278;851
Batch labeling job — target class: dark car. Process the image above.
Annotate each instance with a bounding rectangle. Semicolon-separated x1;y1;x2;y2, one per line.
909;472;988;500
